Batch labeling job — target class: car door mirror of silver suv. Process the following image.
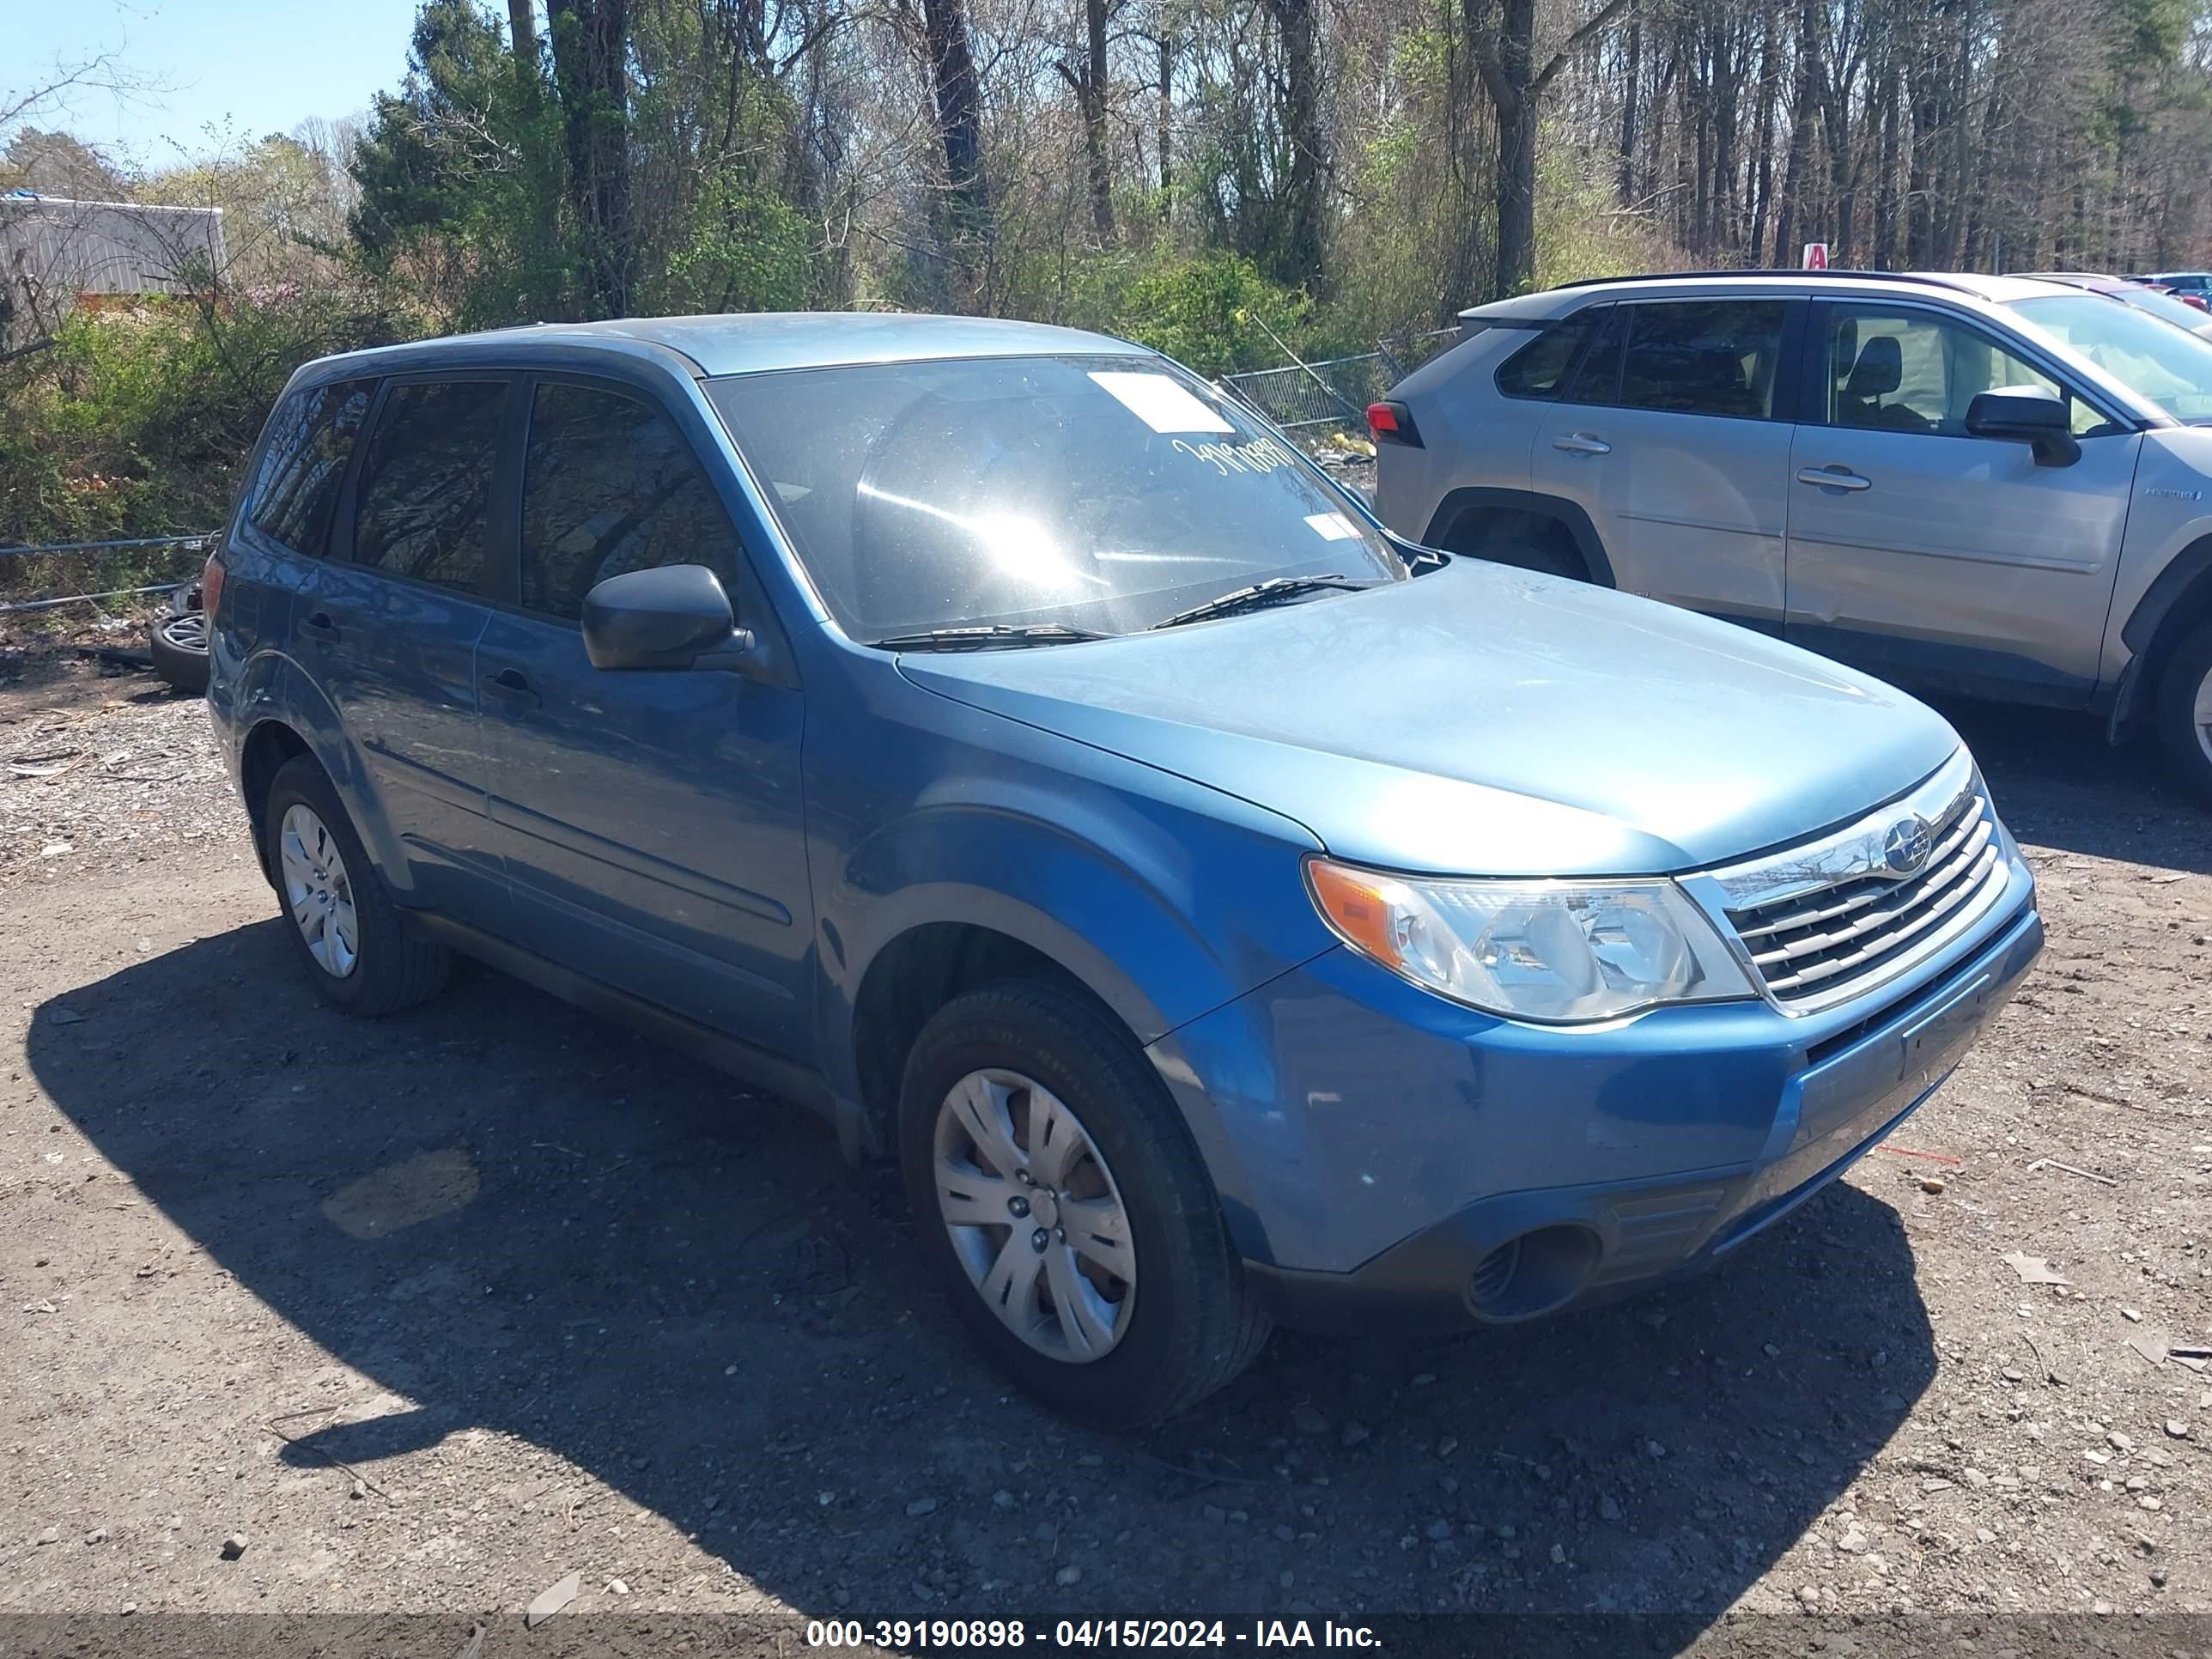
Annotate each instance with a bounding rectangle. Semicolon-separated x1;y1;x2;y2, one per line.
580;563;751;671
1964;386;2081;468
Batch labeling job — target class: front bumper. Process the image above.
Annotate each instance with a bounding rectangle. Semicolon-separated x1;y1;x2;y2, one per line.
1152;861;2040;1335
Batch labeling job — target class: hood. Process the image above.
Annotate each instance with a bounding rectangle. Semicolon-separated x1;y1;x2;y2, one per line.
896;560;1962;877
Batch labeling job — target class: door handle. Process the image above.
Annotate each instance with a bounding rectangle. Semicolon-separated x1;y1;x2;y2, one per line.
483;667;540;708
1796;465;1872;492
1553;432;1612;456
301;610;340;641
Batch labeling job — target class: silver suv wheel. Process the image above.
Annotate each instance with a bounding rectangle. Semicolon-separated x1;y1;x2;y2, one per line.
932;1068;1136;1362
2194;660;2212;767
277;803;360;978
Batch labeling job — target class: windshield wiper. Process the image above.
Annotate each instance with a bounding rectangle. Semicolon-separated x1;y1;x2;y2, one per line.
868;623;1111;651
1149;574;1376;631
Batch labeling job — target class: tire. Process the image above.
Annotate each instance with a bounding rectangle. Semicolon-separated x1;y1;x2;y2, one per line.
263;755;451;1016
146;612;210;695
2154;617;2212;806
898;977;1270;1425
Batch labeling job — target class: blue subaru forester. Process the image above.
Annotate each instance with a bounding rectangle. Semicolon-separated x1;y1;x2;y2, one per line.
206;313;2042;1423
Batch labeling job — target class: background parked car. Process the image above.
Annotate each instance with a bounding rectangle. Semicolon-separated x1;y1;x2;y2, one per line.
1370;269;2212;800
2138;270;2212;308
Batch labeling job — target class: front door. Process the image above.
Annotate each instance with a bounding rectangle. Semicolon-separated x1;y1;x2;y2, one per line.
475;378;814;1060
1784;300;2141;704
1528;295;1800;629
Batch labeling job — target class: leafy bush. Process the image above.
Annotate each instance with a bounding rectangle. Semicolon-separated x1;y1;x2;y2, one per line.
0;288;409;551
1065;249;1355;376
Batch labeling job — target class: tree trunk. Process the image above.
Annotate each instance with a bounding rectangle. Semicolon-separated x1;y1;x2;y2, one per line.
1618;1;1641;207
1747;0;1779;264
920;0;992;264
1156;30;1173;220
1491;0;1538;296
1265;0;1324;290
546;0;632;319
1772;0;1816;264
1081;0;1115;240
1474;0;1632;299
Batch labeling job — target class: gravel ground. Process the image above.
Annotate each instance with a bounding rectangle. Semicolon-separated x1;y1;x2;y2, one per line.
2;641;2209;1651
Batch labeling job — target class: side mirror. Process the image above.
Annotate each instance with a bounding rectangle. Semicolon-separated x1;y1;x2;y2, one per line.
580;564;745;670
1965;386;2081;467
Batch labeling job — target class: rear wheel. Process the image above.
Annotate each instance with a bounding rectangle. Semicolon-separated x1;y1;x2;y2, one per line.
1478;536;1588;580
2155;617;2212;805
898;978;1269;1425
1445;512;1591;581
263;755;450;1015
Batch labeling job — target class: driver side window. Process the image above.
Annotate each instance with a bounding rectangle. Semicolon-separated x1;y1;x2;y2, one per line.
519;381;747;623
1823;306;2111;438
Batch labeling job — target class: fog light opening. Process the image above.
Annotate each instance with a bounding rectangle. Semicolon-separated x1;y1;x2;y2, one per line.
1464;1224;1601;1322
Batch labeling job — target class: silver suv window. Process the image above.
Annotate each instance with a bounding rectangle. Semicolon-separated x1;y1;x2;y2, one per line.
1821;305;2112;437
1613;301;1787;421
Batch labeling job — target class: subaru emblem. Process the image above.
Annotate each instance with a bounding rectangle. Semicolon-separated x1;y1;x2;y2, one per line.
1882;815;1933;876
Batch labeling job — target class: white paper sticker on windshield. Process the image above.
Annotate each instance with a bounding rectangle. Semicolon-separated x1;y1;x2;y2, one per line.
1089;371;1235;434
1305;512;1361;541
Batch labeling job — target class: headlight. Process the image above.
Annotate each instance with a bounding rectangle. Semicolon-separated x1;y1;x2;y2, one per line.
1305;856;1755;1023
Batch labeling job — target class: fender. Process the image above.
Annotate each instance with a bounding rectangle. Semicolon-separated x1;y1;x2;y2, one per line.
819;766;1338;1249
1419;485;1617;586
229;645;409;888
2110;532;2212;737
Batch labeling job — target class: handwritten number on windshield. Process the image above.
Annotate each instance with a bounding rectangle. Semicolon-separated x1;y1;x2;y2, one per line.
1171;435;1297;477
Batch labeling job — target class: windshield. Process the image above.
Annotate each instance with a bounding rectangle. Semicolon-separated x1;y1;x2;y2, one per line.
2008;292;2212;421
706;354;1405;640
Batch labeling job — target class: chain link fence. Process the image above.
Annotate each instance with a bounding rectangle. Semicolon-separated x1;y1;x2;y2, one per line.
0;534;215;616
1224;328;1461;431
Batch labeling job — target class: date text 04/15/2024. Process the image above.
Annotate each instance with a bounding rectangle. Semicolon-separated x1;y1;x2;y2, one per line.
804;1620;1383;1650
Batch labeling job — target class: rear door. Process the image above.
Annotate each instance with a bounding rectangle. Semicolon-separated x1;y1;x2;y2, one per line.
221;376;378;672
299;375;511;924
474;376;814;1060
1528;296;1801;629
1784;300;2139;704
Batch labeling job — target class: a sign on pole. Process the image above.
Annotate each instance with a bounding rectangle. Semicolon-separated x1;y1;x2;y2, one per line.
1802;242;1831;270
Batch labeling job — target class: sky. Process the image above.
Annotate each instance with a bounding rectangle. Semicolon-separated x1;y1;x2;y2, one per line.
8;0;427;164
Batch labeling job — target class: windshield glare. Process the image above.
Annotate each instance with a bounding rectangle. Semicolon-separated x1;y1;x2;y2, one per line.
706;355;1404;641
2008;293;2212;421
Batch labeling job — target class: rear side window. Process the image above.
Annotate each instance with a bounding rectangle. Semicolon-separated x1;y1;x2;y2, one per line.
1615;301;1787;419
1561;307;1627;403
518;382;746;623
246;379;375;555
1494;310;1603;399
350;380;508;591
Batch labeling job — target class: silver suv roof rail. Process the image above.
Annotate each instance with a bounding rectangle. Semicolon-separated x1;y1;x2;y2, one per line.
1547;269;1988;296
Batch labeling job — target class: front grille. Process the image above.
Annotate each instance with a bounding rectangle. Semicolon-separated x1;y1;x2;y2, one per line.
1725;791;2002;1004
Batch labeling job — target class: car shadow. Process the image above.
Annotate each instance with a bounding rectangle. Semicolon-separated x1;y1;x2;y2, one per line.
1928;696;2212;872
27;918;1939;1630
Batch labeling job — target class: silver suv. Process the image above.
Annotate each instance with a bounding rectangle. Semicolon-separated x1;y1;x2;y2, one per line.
1370;270;2212;799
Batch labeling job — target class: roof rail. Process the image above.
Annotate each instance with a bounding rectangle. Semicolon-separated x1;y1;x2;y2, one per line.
1546;268;1988;295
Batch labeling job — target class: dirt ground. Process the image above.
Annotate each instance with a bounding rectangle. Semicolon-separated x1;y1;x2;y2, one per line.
3;633;2209;1651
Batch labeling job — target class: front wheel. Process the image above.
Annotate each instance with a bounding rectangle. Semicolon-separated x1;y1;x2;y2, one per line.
898;978;1269;1425
2155;618;2212;806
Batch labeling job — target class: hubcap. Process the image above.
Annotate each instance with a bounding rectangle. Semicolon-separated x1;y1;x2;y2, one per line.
933;1069;1135;1363
2195;662;2212;768
277;804;360;979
